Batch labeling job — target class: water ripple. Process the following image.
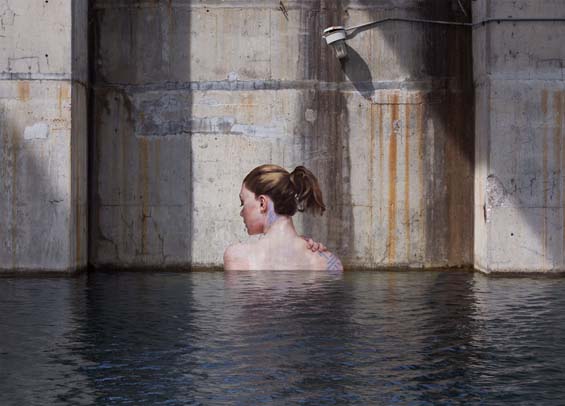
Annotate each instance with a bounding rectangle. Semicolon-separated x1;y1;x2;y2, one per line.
1;271;565;405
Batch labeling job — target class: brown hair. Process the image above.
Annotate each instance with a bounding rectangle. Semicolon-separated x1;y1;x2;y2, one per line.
243;164;326;216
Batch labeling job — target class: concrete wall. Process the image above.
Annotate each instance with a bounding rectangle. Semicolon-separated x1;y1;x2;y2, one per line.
0;1;88;272
473;0;565;273
90;0;474;269
3;1;563;273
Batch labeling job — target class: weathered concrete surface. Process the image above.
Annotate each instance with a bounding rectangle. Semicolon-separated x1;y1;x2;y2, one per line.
0;1;87;272
91;0;473;269
473;0;565;273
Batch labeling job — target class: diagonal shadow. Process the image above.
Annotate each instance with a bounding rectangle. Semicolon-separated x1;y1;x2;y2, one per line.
341;0;475;268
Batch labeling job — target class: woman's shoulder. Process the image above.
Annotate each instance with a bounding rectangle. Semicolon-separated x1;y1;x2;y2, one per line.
224;240;263;270
296;238;342;271
223;242;255;270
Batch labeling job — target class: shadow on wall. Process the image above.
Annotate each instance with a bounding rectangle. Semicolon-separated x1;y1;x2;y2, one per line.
89;1;193;269
295;0;356;264
0;82;84;272
341;44;375;100
345;0;475;267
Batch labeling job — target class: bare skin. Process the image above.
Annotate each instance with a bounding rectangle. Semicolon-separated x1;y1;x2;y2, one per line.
224;185;343;271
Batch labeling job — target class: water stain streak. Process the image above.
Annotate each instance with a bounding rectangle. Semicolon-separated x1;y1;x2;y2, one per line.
404;104;411;260
542;90;548;267
387;94;399;262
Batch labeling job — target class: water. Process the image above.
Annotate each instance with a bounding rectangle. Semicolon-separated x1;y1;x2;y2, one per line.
1;271;564;405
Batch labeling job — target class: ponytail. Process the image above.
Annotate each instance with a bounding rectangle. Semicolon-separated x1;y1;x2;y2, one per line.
289;166;326;216
243;164;326;216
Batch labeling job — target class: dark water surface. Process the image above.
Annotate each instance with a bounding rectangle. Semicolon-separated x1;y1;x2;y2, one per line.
1;271;565;405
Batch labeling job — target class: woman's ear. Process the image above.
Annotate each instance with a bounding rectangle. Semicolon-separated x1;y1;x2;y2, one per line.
258;195;267;212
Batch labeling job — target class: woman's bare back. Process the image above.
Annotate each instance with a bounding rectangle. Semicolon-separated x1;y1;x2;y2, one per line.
245;236;342;271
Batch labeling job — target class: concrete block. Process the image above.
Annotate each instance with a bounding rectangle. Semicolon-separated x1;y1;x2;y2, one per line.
96;204;191;268
92;86;303;267
91;0;475;270
483;206;564;272
72;0;89;83
472;0;565;22
486;81;565;209
0;0;72;79
473;0;565;81
478;80;565;272
485;22;564;80
92;88;192;267
342;88;473;268
0;80;85;271
474;0;565;273
94;4;277;84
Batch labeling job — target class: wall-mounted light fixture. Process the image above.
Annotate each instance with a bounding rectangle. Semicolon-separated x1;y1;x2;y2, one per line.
322;26;347;59
322;15;563;60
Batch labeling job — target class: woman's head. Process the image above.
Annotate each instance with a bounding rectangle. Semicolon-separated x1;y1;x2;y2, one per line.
239;164;326;234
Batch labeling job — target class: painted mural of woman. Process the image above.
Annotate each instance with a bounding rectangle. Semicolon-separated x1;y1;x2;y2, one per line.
224;164;343;271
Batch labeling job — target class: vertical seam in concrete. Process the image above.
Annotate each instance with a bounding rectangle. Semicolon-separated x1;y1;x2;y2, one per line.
560;91;565;268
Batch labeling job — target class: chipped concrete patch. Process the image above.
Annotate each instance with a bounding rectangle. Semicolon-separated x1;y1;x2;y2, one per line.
305;109;316;123
24;122;49;140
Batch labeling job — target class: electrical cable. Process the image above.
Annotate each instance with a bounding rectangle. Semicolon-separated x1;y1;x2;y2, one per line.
344;17;565;33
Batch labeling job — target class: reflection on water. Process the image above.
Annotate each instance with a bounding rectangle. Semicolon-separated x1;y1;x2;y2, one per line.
1;271;565;405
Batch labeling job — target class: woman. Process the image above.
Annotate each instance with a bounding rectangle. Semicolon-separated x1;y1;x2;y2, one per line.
224;164;343;271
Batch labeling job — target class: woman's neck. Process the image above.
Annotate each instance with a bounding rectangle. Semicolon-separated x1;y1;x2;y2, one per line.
263;201;298;237
264;215;297;237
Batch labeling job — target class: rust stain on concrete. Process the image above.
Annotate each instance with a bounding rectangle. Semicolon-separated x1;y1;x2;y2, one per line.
241;93;256;122
446;92;465;265
404;104;411;260
378;104;384;225
17;81;30;102
387;94;399;262
416;101;425;263
58;83;71;117
542;89;548;266
73;120;80;265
